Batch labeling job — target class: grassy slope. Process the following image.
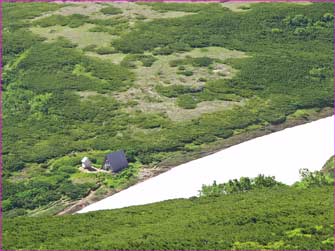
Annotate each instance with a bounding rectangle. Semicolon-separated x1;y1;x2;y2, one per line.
3;1;334;216
3;186;334;250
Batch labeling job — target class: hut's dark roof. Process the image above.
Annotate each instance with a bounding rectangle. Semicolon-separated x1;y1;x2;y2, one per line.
104;150;128;172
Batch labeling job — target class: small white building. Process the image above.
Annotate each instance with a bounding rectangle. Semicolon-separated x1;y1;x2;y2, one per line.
81;157;92;169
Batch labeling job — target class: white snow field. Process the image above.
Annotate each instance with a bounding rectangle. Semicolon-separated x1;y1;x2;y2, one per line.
78;116;334;213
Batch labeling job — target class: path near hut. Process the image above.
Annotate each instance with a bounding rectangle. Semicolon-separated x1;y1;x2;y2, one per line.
78;116;334;213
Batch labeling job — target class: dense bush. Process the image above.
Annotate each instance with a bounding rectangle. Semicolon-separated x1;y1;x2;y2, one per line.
3;2;63;31
155;84;197;98
178;70;193;76
295;168;334;188
140;2;222;13
170;57;214;67
100;6;122;15
199;175;285;197
3;1;333;217
33;14;90;28
95;46;116;55
3;185;333;250
89;17;129;35
177;94;198;109
121;54;157;68
131;112;170;129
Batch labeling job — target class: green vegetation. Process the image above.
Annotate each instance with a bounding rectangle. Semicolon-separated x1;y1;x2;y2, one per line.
170;56;214;67
295;157;334;188
322;156;334;175
121;54;157;68
139;2;221;13
3;1;334;217
100;5;123;15
33;14;90;28
199;162;334;198
199;175;285;197
155;84;196;98
3;170;334;249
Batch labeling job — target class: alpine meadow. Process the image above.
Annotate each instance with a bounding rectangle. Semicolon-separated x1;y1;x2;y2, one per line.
2;1;334;250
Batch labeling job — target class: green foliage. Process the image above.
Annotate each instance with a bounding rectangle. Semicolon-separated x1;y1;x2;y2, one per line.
121;54;157;68
295;168;334;188
3;1;334;217
322;156;334;175
284;14;310;27
95;47;116;55
13;42;133;93
53;36;78;48
131;112;170;129
59;182;93;200
178;70;193;76
153;46;174;55
3;2;64;31
82;44;97;52
177;94;198;109
3;186;333;250
170;56;214;67
199;175;284;197
2;30;44;66
112;2;334;111
155;84;194;98
100;6;123;15
140;2;221;13
33;14;90;28
89;17;129;35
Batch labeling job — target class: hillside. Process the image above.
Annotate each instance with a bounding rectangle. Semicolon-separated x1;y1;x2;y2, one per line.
3;156;334;250
3;1;334;216
3;185;334;250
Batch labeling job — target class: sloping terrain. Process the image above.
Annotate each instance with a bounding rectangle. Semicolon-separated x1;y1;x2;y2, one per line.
3;1;334;217
3;184;334;250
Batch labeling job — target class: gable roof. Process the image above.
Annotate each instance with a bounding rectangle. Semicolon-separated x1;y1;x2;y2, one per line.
104;150;128;172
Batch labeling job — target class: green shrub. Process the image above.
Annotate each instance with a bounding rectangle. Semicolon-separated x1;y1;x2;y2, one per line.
100;6;122;15
3;186;333;250
82;44;97;52
121;54;157;68
3;1;333;218
296;168;334;188
199;175;285;197
178;70;193;76
155;85;193;98
176;94;198;109
95;47;116;55
33;14;90;28
153;47;174;55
